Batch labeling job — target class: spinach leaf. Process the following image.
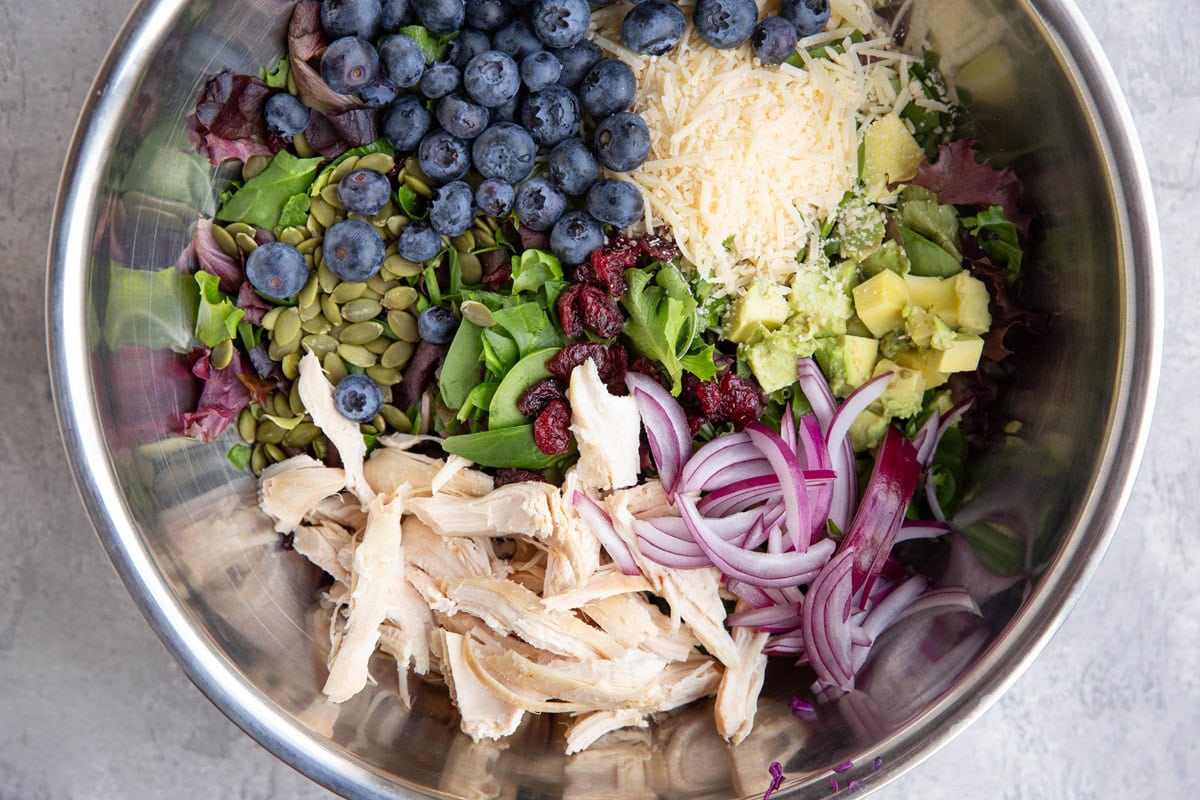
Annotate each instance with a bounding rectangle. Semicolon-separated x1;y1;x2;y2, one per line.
194;270;244;347
278;193;311;228
492;302;563;357
620;265;695;393
510;249;564;295
216;150;323;229
481;327;520;377
488;347;559;429
456;381;497;421
396;183;427;219
441;424;568;469
439;320;484;409
900;226;963;277
964;205;1023;281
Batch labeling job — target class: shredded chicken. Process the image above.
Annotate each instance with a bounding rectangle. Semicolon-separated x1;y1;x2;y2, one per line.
297;352;373;503
258;454;345;534
441;630;525;740
567;359;641;490
714;623;770;744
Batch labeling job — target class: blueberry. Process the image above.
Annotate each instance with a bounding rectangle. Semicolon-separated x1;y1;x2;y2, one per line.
245;242;308;299
578;59;636;119
621;0;685;56
549;211;604;265
399;220;444;262
382;94;433;151
529;0;590;49
462;50;521;108
450;29;492;70
429;180;477;236
586;178;643;228
263;93;310;137
693;0;757;49
418;305;460;344
520;85;579;146
436;93;491;138
419;62;461;99
593;111;650;172
321;0;383;39
751;16;798;64
551;39;601;88
334;374;384;422
465;0;512;30
490;90;524;123
381;0;411;29
547;138;599;195
521;51;562;91
379;34;426;88
418;129;472;183
476;178;516;217
324;218;386;281
514;177;566;231
321;37;380;94
779;0;829;37
337;168;392;216
471;122;537;182
492;20;543;60
413;0;465;33
359;78;399;107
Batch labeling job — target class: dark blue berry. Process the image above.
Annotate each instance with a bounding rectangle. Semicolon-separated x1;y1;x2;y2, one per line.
359;78;399;107
578;59;636;119
751;15;798;64
551;40;601;88
465;0;512;30
514;177;566;231
476;178;516;217
450;29;492;70
593;112;650;172
263;93;310;137
520;85;579;146
381;0;411;29
779;0;829;37
550;211;604;265
413;0;465;33
693;0;757;48
418;305;460;344
586;178;643;227
382;94;433;151
521;51;562;91
321;0;383;39
324;219;386;281
436;93;491;138
490;90;524;123
529;0;590;49
463;50;521;107
418;129;472;183
419;62;461;99
334;374;384;422
548;138;599;195
337;168;392;216
246;242;308;299
398;220;444;262
471;122;537;182
621;0;685;56
492;20;543;60
429;180;477;236
379;34;426;88
321;37;380;94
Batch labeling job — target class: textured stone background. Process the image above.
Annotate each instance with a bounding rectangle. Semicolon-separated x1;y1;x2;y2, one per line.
1;0;1194;797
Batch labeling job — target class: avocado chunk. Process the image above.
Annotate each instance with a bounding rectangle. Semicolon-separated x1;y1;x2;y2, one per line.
861;240;911;278
815;335;879;398
950;272;992;335
894;348;949;389
904;305;955;351
742;320;821;394
930;334;984;373
849;408;890;451
788;263;854;338
873;358;926;419
862;113;926;200
852;269;910;336
904;274;956;312
836;197;886;262
725;279;790;344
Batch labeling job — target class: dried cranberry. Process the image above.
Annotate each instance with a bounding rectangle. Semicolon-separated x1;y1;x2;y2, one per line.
556;284;585;338
684;373;722;417
628;356;667;387
717;372;763;429
588;236;639;294
638;228;680;262
547;342;610;380
686;411;708;436
577;285;624;340
533;399;572;455
518;378;566;419
495;467;546;486
573;259;625;297
480;249;512;288
600;344;628;395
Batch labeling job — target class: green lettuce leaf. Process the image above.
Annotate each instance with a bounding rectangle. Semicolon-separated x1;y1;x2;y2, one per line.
226;444;253;470
620;265;695;393
194;270;245;347
680;343;719;382
260;56;290;88
964;205;1023;281
278;193;311;228
216;150;323;229
492;302;563;357
900;226;962;277
510;248;564;295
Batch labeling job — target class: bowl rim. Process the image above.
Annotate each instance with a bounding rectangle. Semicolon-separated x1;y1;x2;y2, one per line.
46;0;1162;797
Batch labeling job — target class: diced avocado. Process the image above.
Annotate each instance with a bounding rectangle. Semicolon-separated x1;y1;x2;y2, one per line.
788;266;854;338
904;274;956;312
894;349;949;389
862;113;926;200
846;315;873;338
852;269;910;337
873;358;926;419
849;408;890;451
904;305;955;350
742;320;821;393
815;335;879;398
725;279;790;344
930;334;984;373
836;196;886;262
950;272;992;335
861;240;911;278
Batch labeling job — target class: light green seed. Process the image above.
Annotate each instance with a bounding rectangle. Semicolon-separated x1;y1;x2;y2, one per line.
242;153;270;181
237;408;257;444
386;215;407;238
388;309;419;342
311;436;328;460
317;261;338;293
289;381;304;415
342;298;383;323
339;320;385;345
364;336;392;355
367;273;394;295
212;225;239;259
302;334;339;358
361;423;380;436
268;337;300;361
273;307;302;349
451;231;475;252
234;231;258;254
306;214;325;237
460;300;496;327
283;422;321;447
298;272;320;310
265;443;287;463
366;365;402;386
323;352;349;383
294;132;315;158
459;251;483;285
261;306;283;331
256;419;286;445
225;222;255;239
311;196;336;229
404;173;433;197
281;352;301;380
382;286;418;310
297;236;323;255
357;153;395;174
330;281;367;304
380;404;412;433
299;298;323;322
329;156;360;184
272;392;293;419
320;183;343;210
320;295;343;326
383;253;422;278
280;227;306;247
338;343;378;368
250;444;268;475
300;315;332;335
381;340;415;369
209;338;234;370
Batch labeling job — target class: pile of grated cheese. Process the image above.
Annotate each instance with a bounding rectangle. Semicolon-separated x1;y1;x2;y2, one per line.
591;0;920;295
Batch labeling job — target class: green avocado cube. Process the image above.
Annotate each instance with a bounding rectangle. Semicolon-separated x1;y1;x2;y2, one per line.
873;358;926;419
725;279;790;344
849;408;890;451
815;335;879;398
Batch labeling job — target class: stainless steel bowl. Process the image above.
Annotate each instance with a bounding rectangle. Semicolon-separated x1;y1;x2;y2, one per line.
47;0;1160;796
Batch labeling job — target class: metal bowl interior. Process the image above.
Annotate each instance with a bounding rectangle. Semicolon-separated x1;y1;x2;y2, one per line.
47;0;1160;797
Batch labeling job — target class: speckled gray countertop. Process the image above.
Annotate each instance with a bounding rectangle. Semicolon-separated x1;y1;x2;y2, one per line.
2;0;1194;797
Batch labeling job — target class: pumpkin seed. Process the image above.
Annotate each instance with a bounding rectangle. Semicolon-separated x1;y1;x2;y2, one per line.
342;297;383;323
381;404;412;433
379;384;393;404
315;261;337;293
331;281;367;304
357;153;395;174
320;183;343;209
338;343;378;368
289;381;304;415
294;132;315;158
386;215;407;238
212;224;240;258
225;222;255;239
300;315;332;335
383;253;422;278
382;285;418;310
340;320;385;345
381;340;415;369
279;352;299;380
268;337;300;361
257;419;286;444
261;306;283;331
210;338;234;370
242;153;270;181
250;444;268;474
237;408;257;444
361;423;380;436
234;231;258;254
459;251;483;285
311;436;328;460
273;307;302;349
298;298;322;322
367;273;394;295
311;196;337;228
323;352;349;383
272;392;293;419
366;365;402;386
451;231;475;252
280;226;306;247
296;235;322;255
307;214;325;237
388;309;419;342
364;336;392;354
265;443;287;463
320;295;343;326
329;156;360;184
298;272;320;309
302;334;339;357
460;300;496;327
404;172;433;197
283;421;321;447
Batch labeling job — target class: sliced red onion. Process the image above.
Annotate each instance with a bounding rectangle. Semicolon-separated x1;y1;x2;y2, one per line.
637;510;763;544
913;408;941;465
825;372;893;527
800;547;856;691
727;579;773;609
926;478;948;522
896;520;952;543
763;762;785;800
860;574;928;642
627;372;692;494
797;357;836;430
746;423;813;552
698;474;780;517
765;634;807;656
765;586;804;605
728;603;803;632
681;442;765;492
797;415;835;534
633;519;703;557
892;586;981;625
634;536;713;568
780;402;798;455
571;491;640;576
697;457;775;491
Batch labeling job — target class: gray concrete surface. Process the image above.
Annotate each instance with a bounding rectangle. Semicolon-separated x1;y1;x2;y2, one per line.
1;0;1194;797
